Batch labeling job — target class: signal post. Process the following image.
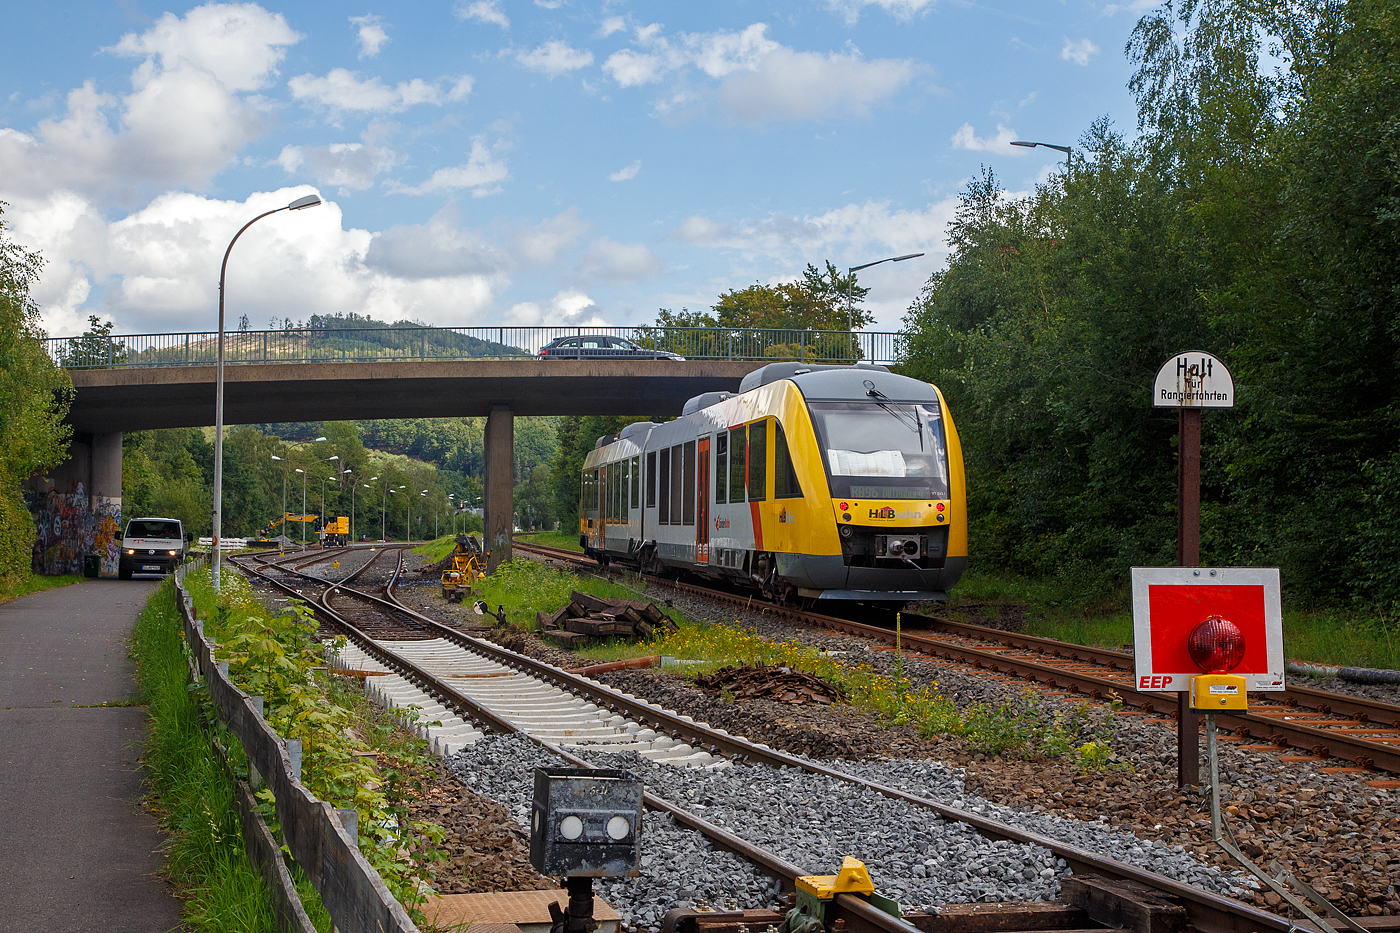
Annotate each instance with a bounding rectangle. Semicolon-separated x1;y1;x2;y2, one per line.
1150;351;1237;787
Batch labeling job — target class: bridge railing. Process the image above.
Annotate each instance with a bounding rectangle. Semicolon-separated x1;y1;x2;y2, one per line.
44;325;903;369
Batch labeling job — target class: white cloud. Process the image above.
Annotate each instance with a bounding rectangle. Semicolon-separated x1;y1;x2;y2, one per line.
504;289;607;327
1019;90;1037;107
603;49;669;87
1061;37;1100;66
719;48;918;123
455;0;508;29
576;237;663;283
11;186;505;335
825;0;936;25
363;206;506;278
950;122;1020;152
672;216;731;244
276;129;402;191
350;14;390;58
510;208;591;265
598;17;627;38
516;40;594;77
393;141;508;196
602;23;918;122
1101;0;1156;15
106;2;301;92
288;69;458;113
448;76;475;101
608;160;641;182
0;4;296;201
534;0;565;8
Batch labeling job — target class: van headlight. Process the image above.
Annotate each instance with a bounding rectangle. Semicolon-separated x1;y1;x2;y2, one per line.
167;550;178;556
126;549;135;555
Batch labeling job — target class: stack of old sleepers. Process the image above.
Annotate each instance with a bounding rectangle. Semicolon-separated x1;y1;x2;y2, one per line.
536;590;678;648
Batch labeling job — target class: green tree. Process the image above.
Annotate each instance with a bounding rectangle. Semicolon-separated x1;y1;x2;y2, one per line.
1;205;72;590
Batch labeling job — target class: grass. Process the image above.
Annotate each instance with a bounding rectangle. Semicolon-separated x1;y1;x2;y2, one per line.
131;578;331;932
516;530;584;552
946;569;1400;671
477;559;1116;767
412;536;459;563
474;558;698;632
0;571;85;605
181;568;450;920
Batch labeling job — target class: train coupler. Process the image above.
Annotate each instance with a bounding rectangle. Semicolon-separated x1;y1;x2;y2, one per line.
783;857;900;932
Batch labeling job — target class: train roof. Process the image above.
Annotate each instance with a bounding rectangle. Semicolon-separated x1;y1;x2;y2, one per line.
737;362;937;402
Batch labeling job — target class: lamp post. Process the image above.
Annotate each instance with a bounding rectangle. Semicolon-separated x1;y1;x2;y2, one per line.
212;191;322;592
295;468;307;545
319;455;340;524
1010;139;1072;155
847;252;925;274
343;468;354;541
270;455;289;541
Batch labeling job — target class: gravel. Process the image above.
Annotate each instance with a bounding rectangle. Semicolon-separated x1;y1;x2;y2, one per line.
446;735;785;930
445;733;1251;931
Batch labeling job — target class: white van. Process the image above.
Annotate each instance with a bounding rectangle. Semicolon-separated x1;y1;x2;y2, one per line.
119;517;187;579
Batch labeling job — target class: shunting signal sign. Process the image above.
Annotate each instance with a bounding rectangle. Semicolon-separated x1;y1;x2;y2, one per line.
1131;567;1285;692
1152;351;1235;409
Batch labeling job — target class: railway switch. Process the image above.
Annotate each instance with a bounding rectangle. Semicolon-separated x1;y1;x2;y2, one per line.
531;767;643;933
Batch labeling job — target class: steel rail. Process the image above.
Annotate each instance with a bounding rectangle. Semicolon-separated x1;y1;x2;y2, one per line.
514;542;1400;773
369;554;1296;933
235;550;922;933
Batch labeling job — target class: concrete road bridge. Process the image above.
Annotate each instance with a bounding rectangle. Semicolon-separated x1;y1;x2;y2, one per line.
33;324;899;572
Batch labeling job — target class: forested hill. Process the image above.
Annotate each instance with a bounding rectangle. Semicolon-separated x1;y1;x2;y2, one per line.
900;0;1399;611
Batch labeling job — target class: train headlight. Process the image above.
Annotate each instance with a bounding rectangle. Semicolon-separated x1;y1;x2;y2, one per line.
842;513;852;522
839;525;853;538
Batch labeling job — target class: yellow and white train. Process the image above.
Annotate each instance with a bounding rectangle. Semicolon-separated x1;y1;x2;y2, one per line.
579;362;967;604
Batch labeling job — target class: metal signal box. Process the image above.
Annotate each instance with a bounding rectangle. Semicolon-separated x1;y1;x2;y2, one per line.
529;768;643;878
1189;673;1248;711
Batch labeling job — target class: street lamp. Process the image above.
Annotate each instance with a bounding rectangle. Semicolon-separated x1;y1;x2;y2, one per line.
295;468;308;545
848;252;925;274
343;468;355;541
319;455;340;524
1010;140;1072;155
212;191;322;592
270;455;289;541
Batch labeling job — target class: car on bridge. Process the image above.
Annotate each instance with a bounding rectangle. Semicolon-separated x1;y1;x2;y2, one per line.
537;335;685;361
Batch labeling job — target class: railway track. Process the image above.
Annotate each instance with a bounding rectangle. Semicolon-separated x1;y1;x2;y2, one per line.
226;545;1307;933
512;539;1400;778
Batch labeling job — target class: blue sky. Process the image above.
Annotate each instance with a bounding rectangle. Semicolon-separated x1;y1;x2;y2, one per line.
0;0;1153;338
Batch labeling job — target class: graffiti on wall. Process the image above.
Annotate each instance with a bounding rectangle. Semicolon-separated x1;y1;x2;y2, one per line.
30;481;122;576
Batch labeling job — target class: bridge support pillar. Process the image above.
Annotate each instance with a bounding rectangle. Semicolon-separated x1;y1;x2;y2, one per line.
25;432;123;577
484;405;513;574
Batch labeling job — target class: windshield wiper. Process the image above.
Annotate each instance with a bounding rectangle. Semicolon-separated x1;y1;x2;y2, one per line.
866;384;924;448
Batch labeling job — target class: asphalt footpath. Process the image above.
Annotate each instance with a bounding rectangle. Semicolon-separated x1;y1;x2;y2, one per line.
0;577;185;933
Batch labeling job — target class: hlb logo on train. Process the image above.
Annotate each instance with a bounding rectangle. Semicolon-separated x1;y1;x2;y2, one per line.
869;506;923;521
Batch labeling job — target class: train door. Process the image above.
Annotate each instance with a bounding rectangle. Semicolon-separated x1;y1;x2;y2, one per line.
593;466;606;550
696;436;710;563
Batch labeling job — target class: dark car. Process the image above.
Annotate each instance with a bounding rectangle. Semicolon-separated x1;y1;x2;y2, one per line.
537;335;685;361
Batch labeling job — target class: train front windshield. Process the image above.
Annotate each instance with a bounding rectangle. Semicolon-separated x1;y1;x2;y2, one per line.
807;401;950;500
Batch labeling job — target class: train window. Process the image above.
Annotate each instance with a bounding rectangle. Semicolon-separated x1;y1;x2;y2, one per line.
670;445;683;524
715;433;728;503
631;456;640;509
659;449;671;523
682;440;696;525
748;421;767;502
646;451;657;508
774;420;802;499
729;427;746;502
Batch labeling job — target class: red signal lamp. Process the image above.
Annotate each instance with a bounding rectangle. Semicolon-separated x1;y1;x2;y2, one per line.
1187;614;1246;673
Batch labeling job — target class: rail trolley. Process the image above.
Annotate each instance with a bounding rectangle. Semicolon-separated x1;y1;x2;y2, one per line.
579;362;966;604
